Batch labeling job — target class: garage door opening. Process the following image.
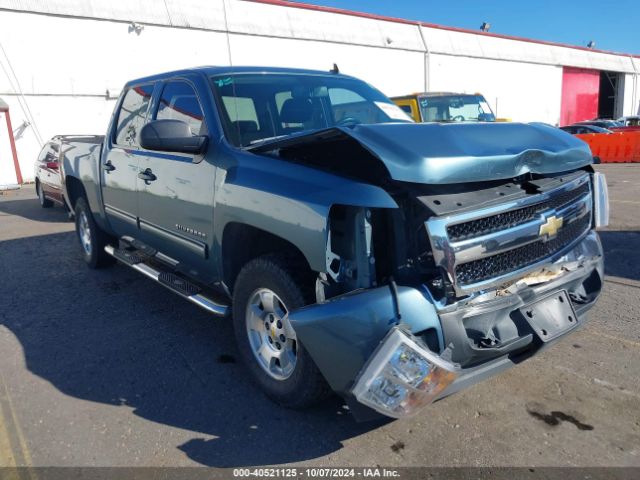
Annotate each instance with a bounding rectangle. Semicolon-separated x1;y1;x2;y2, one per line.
598;71;624;120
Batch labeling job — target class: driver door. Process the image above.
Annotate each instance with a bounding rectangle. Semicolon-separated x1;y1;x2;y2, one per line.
136;77;216;280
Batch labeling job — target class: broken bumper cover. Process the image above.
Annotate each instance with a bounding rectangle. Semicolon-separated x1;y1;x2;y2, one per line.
289;231;604;419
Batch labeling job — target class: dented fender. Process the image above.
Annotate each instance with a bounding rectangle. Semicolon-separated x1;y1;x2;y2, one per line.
288;286;442;395
213;147;398;276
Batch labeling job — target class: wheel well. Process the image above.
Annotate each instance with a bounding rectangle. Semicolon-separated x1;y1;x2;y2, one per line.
65;176;86;210
222;223;313;291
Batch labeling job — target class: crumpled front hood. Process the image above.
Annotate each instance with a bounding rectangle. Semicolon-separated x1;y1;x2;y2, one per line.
250;122;593;185
344;122;593;184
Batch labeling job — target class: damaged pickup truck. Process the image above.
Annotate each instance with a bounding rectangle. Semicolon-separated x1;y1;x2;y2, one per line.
60;66;608;419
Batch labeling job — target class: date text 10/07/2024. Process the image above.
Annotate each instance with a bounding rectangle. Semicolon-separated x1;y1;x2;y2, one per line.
232;468;401;478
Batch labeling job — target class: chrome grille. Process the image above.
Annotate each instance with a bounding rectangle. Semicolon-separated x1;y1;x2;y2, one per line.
455;213;591;285
425;174;593;295
447;182;590;242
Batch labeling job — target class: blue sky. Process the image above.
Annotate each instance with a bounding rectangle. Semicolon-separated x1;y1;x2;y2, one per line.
291;0;639;54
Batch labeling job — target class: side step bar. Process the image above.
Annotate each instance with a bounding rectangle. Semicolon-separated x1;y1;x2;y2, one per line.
104;245;228;316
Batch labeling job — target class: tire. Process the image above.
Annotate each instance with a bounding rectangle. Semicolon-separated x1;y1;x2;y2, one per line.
74;197;116;269
232;253;331;409
36;181;54;208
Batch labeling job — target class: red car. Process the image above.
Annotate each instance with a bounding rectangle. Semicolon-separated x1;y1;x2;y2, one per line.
34;137;64;208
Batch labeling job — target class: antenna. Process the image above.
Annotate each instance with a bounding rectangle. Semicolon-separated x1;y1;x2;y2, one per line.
330;63;340;74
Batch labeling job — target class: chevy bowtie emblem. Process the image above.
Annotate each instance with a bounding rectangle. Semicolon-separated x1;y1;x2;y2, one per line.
539;215;564;238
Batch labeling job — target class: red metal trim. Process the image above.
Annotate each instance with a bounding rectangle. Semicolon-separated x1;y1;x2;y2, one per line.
243;0;640;58
4;110;23;184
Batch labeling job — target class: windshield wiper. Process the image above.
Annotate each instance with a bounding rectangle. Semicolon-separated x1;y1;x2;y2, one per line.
244;134;289;149
243;128;328;150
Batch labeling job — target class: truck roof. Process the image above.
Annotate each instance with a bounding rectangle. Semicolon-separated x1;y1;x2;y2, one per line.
125;65;356;87
391;92;481;100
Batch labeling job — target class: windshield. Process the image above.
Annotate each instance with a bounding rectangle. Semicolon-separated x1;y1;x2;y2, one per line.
418;94;496;122
590;126;613;133
210;73;413;147
578;121;621;128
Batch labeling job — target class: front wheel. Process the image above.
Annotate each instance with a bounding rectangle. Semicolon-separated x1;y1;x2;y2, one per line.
232;254;330;408
74;197;116;269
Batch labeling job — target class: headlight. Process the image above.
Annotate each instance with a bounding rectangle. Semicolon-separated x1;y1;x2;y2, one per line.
593;172;609;229
351;327;458;418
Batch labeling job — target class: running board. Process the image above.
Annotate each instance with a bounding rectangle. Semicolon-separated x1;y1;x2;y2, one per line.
104;245;228;317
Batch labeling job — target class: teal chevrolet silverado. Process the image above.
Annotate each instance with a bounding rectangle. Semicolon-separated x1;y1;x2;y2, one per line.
60;66;608;419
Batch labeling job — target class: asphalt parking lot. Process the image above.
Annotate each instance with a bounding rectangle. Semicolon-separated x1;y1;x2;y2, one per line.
0;164;639;468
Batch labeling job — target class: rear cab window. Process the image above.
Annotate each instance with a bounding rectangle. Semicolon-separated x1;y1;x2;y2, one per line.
37;141;60;163
113;84;154;147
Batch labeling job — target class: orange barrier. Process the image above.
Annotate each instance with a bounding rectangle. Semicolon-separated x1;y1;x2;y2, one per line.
575;131;640;163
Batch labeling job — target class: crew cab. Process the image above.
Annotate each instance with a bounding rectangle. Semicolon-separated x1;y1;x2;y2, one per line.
60;66;607;419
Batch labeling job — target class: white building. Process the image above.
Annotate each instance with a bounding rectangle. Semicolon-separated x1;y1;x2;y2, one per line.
1;0;638;184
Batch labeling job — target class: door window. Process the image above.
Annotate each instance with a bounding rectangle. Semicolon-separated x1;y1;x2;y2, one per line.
114;85;154;147
156;81;206;135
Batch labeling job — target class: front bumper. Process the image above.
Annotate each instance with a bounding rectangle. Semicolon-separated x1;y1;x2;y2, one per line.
289;231;604;419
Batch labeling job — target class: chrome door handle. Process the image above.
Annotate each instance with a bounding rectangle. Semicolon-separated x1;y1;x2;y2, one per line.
138;168;157;184
102;161;116;172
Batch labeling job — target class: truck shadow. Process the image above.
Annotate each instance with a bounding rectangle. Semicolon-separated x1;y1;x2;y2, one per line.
598;230;640;282
0;231;385;467
0;195;70;224
2;229;634;467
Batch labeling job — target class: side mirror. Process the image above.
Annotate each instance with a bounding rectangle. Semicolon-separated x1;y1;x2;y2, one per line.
140;119;208;155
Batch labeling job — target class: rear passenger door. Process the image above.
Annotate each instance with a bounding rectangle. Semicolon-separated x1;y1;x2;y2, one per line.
136;77;216;279
102;84;154;238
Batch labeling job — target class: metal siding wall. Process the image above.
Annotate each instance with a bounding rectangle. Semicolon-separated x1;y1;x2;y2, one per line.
420;25;636;73
560;67;600;126
428;54;563;125
622;73;640;117
0;1;638;182
0;0;173;25
0;10;231;181
224;0;424;51
0;11;231;96
0;96;115;184
621;74;633;116
228;34;425;96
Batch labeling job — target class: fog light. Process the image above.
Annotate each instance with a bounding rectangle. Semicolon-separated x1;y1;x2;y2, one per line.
352;327;458;418
593;172;609;229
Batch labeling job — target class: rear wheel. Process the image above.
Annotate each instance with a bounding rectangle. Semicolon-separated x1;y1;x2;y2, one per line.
232;254;330;408
74;197;116;269
36;181;54;208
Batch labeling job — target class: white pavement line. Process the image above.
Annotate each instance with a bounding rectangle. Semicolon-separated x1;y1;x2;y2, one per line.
609;199;640;205
585;330;640;348
553;365;640;399
605;276;640;289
